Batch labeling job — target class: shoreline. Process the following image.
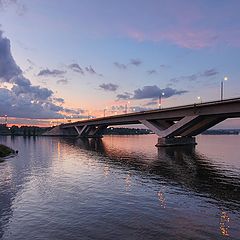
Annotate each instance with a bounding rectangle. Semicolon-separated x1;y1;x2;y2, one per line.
0;144;15;158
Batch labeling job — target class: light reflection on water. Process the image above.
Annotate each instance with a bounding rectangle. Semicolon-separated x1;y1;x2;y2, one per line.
0;135;239;240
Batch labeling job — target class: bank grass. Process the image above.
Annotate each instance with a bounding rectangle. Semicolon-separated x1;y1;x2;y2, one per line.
0;144;14;158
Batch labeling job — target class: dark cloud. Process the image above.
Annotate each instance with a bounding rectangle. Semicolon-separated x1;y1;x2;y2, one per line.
85;65;103;77
170;74;198;82
117;85;187;100
144;100;158;106
99;83;118;92
57;79;68;85
133;85;161;99
114;62;127;69
53;97;65;104
85;65;96;74
0;88;63;118
27;58;35;66
133;86;187;99
116;92;132;100
64;108;81;115
37;68;66;77
68;63;84;74
186;74;198;81
0;30;71;119
170;68;218;83
160;64;167;68
0;31;22;81
12;84;53;100
147;69;157;75
24;59;34;73
130;58;142;66
201;68;218;77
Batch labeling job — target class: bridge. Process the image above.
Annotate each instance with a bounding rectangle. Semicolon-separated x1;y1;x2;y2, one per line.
44;98;240;146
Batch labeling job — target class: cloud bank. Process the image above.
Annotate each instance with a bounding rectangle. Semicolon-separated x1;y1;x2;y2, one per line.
0;30;72;118
99;83;118;92
68;63;84;74
37;68;66;77
117;85;187;100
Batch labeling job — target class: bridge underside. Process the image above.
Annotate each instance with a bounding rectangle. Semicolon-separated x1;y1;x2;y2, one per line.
45;115;227;147
140;115;226;146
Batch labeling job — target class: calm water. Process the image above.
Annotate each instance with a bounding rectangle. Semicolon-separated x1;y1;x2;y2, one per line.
0;135;239;240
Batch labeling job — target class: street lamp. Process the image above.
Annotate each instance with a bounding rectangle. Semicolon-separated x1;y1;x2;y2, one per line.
158;92;165;109
104;106;108;117
4;115;7;125
197;96;202;103
125;101;130;113
221;76;228;101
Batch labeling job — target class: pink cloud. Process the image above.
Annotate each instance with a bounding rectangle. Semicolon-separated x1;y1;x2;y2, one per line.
126;27;218;49
126;26;240;49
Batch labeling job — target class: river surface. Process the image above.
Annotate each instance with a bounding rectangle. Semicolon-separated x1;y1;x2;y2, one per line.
0;135;239;240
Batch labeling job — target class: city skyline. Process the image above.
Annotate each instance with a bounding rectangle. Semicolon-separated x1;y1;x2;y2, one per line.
0;0;240;127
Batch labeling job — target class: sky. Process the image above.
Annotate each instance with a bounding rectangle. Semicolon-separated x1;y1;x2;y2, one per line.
0;0;240;127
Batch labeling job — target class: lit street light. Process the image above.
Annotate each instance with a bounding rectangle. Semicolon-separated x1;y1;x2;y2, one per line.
158;92;165;109
221;76;228;101
197;96;202;103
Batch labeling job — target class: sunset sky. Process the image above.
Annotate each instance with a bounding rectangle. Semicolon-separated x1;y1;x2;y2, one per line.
0;0;240;127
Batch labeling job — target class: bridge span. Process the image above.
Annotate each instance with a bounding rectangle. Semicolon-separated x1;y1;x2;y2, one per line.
44;98;240;146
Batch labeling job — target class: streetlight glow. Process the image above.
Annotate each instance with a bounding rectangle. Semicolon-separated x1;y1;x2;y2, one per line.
158;92;165;109
221;76;229;101
197;96;202;103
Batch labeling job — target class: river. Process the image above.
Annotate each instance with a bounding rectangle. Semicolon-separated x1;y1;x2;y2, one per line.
0;135;239;240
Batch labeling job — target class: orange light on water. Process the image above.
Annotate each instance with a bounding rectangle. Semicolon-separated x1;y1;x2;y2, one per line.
219;211;230;236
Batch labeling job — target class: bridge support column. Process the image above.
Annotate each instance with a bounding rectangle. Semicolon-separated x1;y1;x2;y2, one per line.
75;125;108;138
141;116;200;147
156;137;196;147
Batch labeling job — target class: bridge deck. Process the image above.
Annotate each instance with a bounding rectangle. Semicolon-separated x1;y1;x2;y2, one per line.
61;98;240;128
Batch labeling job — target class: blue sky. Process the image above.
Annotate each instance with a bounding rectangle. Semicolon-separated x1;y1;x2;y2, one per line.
0;0;240;127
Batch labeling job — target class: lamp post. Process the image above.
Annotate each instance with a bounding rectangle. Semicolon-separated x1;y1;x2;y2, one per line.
197;96;202;103
125;101;130;113
4;115;7;125
158;92;165;109
221;76;228;101
104;107;108;117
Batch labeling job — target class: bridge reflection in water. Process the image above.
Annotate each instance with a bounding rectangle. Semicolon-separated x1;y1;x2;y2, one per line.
71;137;240;211
68;136;239;237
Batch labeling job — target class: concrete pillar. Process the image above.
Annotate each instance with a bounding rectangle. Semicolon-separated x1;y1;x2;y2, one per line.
156;137;197;147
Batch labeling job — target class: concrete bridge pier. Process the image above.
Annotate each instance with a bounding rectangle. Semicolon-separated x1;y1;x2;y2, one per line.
74;125;108;138
141;115;224;147
156;137;197;147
